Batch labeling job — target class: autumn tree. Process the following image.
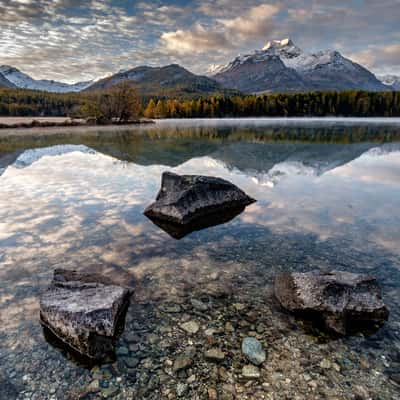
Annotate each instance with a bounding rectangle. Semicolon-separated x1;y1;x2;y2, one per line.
82;82;141;123
144;98;156;118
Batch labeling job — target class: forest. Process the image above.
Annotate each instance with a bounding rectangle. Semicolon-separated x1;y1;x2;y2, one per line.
0;87;399;119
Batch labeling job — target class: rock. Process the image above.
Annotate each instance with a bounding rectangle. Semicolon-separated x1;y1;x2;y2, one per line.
124;357;139;368
180;321;200;334
144;172;255;238
242;365;260;379
274;270;389;335
241;337;266;366
233;303;246;311
320;359;332;369
176;383;188;397
101;385;119;397
208;388;218;400
205;348;226;362
164;304;182;313
224;322;234;333
173;355;193;372
40;269;130;359
191;298;208;311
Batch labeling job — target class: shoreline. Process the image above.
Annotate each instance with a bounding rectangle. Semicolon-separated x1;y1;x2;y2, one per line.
0;118;154;137
0;116;400;140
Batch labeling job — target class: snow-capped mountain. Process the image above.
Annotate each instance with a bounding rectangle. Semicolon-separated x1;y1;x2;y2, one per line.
0;66;93;93
378;75;400;90
211;38;390;93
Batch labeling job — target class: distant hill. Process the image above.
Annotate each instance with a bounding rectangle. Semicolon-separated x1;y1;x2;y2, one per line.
0;65;92;93
86;64;238;98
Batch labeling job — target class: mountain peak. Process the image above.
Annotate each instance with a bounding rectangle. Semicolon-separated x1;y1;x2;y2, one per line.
262;38;294;51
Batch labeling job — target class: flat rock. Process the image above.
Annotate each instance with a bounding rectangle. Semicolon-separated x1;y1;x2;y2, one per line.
190;298;208;311
204;348;226;362
274;270;389;335
144;171;255;227
40;268;130;359
173;355;193;372
242;365;260;379
241;337;266;365
180;320;200;334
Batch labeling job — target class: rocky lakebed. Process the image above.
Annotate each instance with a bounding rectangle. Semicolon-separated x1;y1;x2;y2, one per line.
1;121;400;399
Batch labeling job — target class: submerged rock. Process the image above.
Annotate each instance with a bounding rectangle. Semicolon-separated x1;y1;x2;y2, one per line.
40;269;130;359
242;365;260;379
144;172;255;234
241;337;266;366
274;270;389;335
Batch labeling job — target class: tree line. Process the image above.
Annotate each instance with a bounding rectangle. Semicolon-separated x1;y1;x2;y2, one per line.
143;91;400;118
0;87;399;119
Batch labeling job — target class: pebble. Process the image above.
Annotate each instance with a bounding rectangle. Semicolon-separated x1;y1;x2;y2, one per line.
241;337;266;366
180;321;200;334
233;303;246;311
242;365;260;379
320;359;332;369
208;387;218;400
225;322;234;333
124;357;139;368
173;355;193;372
165;304;182;313
205;348;226;362
125;333;140;343
176;383;188;397
191;298;208;311
101;385;119;397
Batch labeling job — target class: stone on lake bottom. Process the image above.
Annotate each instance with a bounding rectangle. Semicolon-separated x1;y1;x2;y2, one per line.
274;270;389;335
40;268;130;359
241;337;266;366
205;348;226;362
180;320;200;334
173;355;193;372
242;365;260;379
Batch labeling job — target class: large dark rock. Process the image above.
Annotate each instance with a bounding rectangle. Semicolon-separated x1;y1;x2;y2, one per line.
144;172;256;227
274;270;389;335
40;269;130;360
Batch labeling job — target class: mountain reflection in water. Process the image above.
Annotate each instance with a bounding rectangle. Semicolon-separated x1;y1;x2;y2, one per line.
0;120;400;399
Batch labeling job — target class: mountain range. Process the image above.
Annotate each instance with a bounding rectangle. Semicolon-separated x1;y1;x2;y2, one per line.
0;65;92;93
0;39;398;95
211;39;390;93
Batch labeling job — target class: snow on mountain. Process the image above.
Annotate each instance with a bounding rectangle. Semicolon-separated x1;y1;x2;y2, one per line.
12;145;97;169
211;38;390;93
378;75;400;90
0;66;93;93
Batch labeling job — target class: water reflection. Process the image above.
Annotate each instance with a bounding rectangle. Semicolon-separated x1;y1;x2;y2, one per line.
146;206;248;239
0;122;400;399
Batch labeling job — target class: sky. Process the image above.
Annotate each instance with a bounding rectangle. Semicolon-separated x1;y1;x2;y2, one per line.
0;0;399;83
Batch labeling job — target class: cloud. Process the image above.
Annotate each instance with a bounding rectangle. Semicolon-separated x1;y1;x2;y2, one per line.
350;44;400;75
160;3;280;56
0;0;399;81
161;24;230;55
217;3;280;39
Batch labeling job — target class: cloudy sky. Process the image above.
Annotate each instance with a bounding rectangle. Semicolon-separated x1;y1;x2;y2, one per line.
0;0;399;83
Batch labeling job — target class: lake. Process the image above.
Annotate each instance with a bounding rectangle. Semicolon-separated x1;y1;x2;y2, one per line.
1;119;400;399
